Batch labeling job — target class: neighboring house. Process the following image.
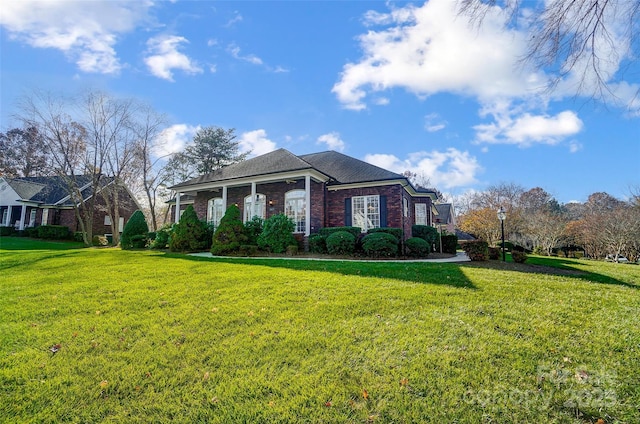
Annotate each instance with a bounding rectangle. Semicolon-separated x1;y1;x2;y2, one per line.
0;175;140;235
433;203;456;234
170;149;437;240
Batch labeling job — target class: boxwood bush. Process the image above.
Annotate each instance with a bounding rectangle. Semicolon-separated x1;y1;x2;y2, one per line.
412;225;438;246
362;232;398;257
405;237;430;258
326;231;356;255
367;227;403;241
257;214;296;254
151;224;173;249
36;225;70;240
308;233;327;254
319;226;361;239
0;226;15;236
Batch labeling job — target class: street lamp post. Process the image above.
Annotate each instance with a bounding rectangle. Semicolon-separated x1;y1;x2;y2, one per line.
497;207;506;262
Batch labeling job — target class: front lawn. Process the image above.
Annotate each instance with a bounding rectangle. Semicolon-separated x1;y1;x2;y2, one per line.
1;238;638;423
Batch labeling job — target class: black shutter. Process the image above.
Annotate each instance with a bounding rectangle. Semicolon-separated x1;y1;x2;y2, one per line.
380;195;387;227
344;198;352;226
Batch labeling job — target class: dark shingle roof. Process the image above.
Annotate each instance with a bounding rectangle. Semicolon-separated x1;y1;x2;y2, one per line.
8;175;101;205
434;203;453;223
172;149;314;188
299;151;403;184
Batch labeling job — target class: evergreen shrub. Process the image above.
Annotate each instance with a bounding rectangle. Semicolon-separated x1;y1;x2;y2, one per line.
211;205;247;255
511;251;529;263
441;234;458;254
152;224;173;249
326;231;356;255
121;211;149;249
461;240;489;261
405;237;430;258
412;225;438;246
319;226;362;239
169;206;209;252
257;214;296;254
362;232;398;257
308;233;327;254
37;225;70;240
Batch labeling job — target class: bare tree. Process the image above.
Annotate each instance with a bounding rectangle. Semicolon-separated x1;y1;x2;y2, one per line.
458;0;640;102
132;105;168;231
16;91;96;246
82;91;143;246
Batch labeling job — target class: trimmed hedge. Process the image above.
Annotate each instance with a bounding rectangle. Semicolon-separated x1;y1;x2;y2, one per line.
121;211;149;249
461;240;489;261
405;237;430;258
441;234;458;254
367;227;403;242
308;233;327;254
0;226;15;236
412;225;438;246
319;226;362;239
326;231;356;255
37;225;70;240
362;232;398;257
488;247;500;260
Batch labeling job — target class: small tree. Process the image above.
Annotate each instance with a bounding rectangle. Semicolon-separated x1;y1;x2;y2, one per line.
257;214;296;254
211;205;247;255
121;210;149;249
169;205;210;252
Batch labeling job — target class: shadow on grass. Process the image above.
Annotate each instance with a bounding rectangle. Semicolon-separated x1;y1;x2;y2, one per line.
166;253;477;289
460;255;639;289
0;237;85;251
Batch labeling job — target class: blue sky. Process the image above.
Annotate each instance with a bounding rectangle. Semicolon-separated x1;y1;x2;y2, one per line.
1;0;638;204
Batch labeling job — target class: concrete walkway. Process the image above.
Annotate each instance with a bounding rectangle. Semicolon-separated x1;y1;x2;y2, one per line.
190;251;470;263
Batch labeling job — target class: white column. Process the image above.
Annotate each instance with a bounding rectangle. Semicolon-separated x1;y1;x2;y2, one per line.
305;175;311;236
19;204;27;230
6;206;12;227
174;193;181;223
250;182;257;219
222;186;228;211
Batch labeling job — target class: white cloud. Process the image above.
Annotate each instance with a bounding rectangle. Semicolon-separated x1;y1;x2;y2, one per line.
238;129;277;157
332;0;544;111
155;124;200;157
0;0;152;74
474;107;583;146
317;132;345;152
424;113;447;132
228;43;263;65
364;148;481;189
224;12;243;28
569;141;583;153
144;35;203;81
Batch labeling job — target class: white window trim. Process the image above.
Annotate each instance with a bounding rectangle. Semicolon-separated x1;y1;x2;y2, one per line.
244;193;266;222
285;189;306;233
415;203;427;226
207;198;224;228
41;209;49;226
28;209;37;228
352;195;380;232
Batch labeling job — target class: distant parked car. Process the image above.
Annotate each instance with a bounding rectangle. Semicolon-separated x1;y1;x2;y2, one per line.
606;254;629;263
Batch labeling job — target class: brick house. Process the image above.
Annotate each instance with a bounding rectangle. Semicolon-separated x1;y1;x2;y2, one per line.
170;149;437;240
0;175;140;236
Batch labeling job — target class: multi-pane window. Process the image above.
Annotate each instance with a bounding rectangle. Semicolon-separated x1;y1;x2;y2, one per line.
207;198;224;229
285;190;306;233
415;203;427;226
244;193;266;222
352;195;380;232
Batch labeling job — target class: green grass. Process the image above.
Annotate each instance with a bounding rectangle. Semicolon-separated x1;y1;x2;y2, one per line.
1;237;638;423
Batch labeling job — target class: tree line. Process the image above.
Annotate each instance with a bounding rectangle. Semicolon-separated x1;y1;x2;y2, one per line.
456;183;640;261
1;90;246;246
